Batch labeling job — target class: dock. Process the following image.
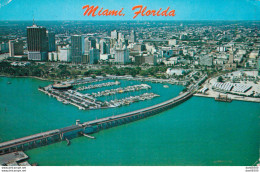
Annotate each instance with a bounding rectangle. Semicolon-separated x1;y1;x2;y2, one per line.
0;151;29;166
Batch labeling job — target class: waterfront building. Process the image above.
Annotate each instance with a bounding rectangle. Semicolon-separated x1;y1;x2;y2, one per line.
9;40;24;57
71;35;84;64
89;48;100;64
27;24;48;61
58;47;72;62
115;42;130;65
47;31;56;52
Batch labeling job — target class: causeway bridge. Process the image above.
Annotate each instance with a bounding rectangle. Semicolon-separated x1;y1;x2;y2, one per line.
0;90;193;155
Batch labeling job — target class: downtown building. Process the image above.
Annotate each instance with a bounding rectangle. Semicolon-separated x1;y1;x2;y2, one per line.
71;35;84;64
89;48;100;64
129;30;136;43
84;37;96;55
9;40;24;57
114;42;130;65
27;24;48;61
99;38;110;55
47;31;56;52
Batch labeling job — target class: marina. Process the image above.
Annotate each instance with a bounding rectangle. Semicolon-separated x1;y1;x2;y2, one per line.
39;77;155;110
77;81;121;91
108;93;160;107
91;84;151;98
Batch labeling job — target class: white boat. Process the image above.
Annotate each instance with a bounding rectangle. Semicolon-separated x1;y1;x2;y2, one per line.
63;101;69;105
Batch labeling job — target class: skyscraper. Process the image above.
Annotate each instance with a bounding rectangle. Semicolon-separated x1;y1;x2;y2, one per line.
47;31;56;52
27;24;48;61
84;37;96;55
71;35;84;64
99;39;110;55
115;42;129;65
9;40;23;57
89;48;100;64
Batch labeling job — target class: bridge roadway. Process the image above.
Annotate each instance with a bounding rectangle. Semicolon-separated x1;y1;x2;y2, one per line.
83;91;193;127
0;90;194;155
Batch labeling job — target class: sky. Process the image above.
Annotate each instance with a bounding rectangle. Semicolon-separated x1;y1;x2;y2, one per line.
0;0;259;20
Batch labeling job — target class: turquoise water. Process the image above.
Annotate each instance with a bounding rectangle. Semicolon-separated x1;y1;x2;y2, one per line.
0;77;259;166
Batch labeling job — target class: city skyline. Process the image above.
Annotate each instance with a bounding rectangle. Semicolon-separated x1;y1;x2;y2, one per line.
0;0;259;21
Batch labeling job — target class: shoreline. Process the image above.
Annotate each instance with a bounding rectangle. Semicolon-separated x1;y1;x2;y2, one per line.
0;75;59;82
194;93;260;103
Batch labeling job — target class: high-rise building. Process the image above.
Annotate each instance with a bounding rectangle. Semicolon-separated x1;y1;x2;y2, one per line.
71;35;84;64
115;42;129;65
99;39;110;54
118;32;124;41
58;47;71;62
47;31;56;52
225;47;237;70
89;48;100;64
9;40;24;57
84;37;96;55
130;30;136;43
27;24;48;61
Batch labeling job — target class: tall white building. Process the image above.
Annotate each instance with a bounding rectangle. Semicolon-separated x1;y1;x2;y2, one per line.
58;47;71;62
114;42;129;65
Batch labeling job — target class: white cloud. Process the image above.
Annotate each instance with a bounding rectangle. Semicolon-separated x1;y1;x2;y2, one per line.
0;0;13;8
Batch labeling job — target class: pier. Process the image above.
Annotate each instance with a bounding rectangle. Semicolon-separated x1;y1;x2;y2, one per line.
0;90;193;155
